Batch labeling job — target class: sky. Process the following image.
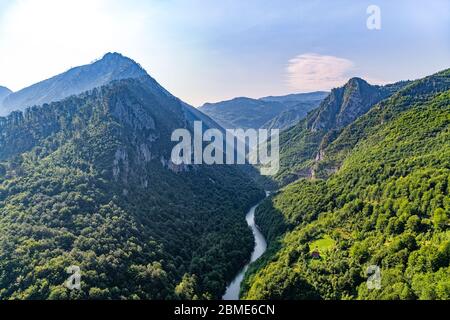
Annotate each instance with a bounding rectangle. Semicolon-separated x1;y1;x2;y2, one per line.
0;0;449;106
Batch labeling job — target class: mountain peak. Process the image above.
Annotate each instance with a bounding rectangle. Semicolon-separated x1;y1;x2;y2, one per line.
308;77;396;131
92;52;146;76
100;52;136;64
347;77;367;84
0;53;149;116
103;51;125;59
345;77;371;91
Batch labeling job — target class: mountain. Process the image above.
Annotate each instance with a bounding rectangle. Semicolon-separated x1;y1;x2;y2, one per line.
0;86;12;105
0;53;149;116
307;78;406;131
0;53;220;130
199;92;327;130
261;103;317;131
260;91;329;107
242;69;450;300
273;78;409;186
0;55;264;299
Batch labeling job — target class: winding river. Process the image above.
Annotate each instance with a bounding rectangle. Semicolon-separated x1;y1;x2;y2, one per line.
222;192;269;300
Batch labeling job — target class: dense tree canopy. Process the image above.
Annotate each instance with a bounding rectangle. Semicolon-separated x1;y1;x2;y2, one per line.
242;70;450;300
0;79;264;300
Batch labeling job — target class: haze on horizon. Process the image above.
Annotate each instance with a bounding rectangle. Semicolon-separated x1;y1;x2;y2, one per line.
0;0;449;106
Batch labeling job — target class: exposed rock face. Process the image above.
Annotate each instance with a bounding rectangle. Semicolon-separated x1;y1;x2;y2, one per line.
113;148;129;182
110;98;156;132
272;78;410;185
140;144;152;162
0;51;228;182
308;78;394;132
305;79;408;179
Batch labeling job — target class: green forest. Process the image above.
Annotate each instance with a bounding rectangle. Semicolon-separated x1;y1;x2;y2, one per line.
241;70;450;300
0;79;264;300
0;57;448;301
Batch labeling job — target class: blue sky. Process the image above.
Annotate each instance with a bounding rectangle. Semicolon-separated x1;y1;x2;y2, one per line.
0;0;449;106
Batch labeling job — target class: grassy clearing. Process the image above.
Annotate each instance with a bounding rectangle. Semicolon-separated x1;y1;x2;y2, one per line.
309;235;336;257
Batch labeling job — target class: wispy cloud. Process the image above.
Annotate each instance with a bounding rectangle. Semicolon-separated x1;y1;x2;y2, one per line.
0;1;445;104
286;53;392;91
286;53;354;91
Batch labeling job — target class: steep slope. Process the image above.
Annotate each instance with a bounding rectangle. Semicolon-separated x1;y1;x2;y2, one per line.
274;78;409;185
200;97;286;129
242;69;450;300
0;86;12;102
0;53;148;116
0;52;222;131
199;92;327;130
262;102;317;131
0;86;12;114
307;78;404;131
0;69;264;299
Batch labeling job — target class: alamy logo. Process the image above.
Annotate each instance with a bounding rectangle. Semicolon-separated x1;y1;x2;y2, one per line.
367;5;381;30
65;265;81;290
171;121;279;175
366;265;382;290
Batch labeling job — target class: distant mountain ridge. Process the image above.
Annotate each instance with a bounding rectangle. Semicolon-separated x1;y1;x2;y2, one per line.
262;105;313;131
0;53;148;116
199;92;328;130
260;91;329;106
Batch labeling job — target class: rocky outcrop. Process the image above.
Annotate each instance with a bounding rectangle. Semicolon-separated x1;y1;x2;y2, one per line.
274;78;410;185
309;78;386;132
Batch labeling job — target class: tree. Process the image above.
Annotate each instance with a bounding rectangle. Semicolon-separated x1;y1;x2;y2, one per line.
175;274;198;300
433;208;448;230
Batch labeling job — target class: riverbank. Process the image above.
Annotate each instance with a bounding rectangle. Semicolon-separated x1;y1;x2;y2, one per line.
222;192;269;300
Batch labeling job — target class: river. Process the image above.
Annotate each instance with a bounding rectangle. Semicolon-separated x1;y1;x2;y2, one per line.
222;192;269;300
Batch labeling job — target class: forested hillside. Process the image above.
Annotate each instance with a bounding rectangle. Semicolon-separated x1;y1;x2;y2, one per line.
242;69;450;300
0;75;264;299
273;78;409;186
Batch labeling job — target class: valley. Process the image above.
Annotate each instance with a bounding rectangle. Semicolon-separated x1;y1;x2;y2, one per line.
223;192;269;300
0;0;448;308
0;53;448;301
0;54;265;300
241;69;450;300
